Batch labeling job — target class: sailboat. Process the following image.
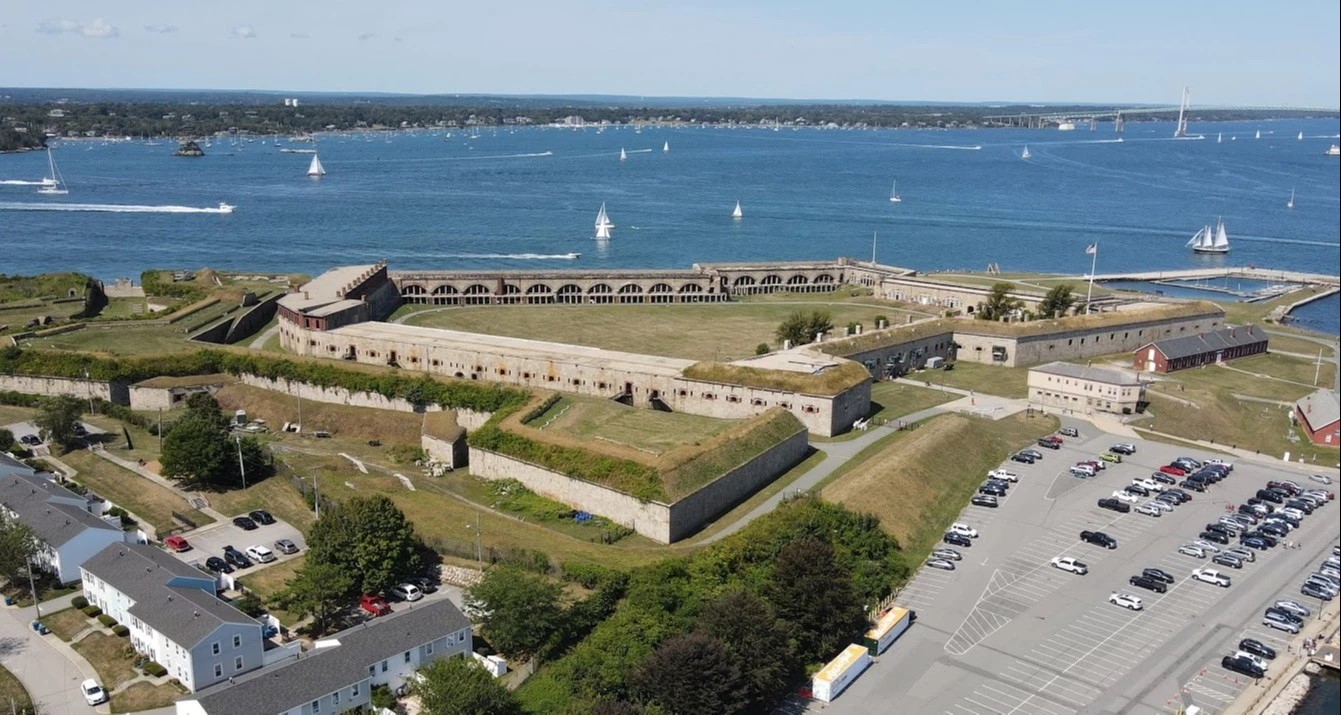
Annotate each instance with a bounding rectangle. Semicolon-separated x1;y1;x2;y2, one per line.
888;180;902;203
1187;218;1231;254
307;154;326;177
1255;130;1261;140
619;148;627;161
1173;86;1190;138
662;141;669;153
594;203;613;239
1327;144;1341;157
1298;131;1305;141
37;147;68;195
1287;189;1295;209
1021;145;1032;160
1217;132;1222;144
731;201;743;219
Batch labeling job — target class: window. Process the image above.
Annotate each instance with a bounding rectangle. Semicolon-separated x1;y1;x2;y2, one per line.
427;641;434;655
381;660;388;673
404;651;412;663
352;683;360;697
235;657;244;671
214;663;222;677
211;642;220;655
368;666;375;677
312;700;321;714
334;691;341;706
233;635;241;648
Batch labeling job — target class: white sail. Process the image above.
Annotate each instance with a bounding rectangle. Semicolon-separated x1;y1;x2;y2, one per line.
619;148;627;161
1186;225;1211;248
1288;189;1295;209
1173;86;1190;138
595;202;613;238
1217;132;1222;143
1298;131;1304;141
1212;219;1230;248
1255;130;1261;140
663;141;669;153
731;201;743;219
36;147;68;195
889;180;902;203
1021;145;1031;159
307;154;325;176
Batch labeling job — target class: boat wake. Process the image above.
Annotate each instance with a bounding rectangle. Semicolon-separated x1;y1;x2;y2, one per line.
0;202;235;214
436;252;580;260
0;179;52;186
904;143;983;150
625;148;655;154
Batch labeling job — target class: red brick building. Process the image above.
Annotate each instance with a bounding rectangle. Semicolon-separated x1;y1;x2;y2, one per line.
1132;325;1268;374
1295;389;1340;447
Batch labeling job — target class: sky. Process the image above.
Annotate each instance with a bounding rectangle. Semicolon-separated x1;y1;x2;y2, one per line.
3;1;1338;106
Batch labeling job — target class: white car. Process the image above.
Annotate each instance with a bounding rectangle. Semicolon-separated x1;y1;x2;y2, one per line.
988;469;1020;483
949;523;979;539
1191;540;1223;553
1234;651;1269;671
1135;503;1162;517
390;583;424;601
81;679;108;706
1279;507;1306;521
1132;478;1164;493
1050;556;1088;575
1109;592;1144;611
1192;568;1232;587
1112;490;1141;504
1145;500;1174;513
1179;544;1208;558
245;545;276;563
1206;458;1234;471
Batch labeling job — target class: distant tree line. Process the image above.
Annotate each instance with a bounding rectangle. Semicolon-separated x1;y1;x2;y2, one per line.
0;125;44;152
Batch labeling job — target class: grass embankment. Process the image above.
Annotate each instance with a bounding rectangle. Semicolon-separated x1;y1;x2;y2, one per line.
682;359;870;396
398;301;921;361
0;665;33;715
534;396;735;458
821;411;1058;564
24;324;203;357
926;361;1030;398
43;608;92;642
214;384;426;446
58;449;214;533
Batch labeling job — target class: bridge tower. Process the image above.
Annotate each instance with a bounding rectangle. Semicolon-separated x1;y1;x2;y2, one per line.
1089;117;1097;131
1114;112;1124;133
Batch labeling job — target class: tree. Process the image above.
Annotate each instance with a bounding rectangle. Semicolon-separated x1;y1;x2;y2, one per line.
305;495;425;596
1038;284;1077;319
271;561;354;634
696;591;795;712
0;518;38;586
631;633;745;715
774;310;834;347
465;567;564;662
592;701;646;715
977;282;1024;321
160;393;266;489
0;428;14;452
763;537;868;664
34;396;84;453
412;656;521;715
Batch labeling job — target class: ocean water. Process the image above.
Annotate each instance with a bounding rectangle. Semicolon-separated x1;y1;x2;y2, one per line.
1;118;1337;328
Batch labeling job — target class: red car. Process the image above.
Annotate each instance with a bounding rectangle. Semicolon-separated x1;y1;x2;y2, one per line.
359;594;391;617
163;535;191;552
1159;465;1187;477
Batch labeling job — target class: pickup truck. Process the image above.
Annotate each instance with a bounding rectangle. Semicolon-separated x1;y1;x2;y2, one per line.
359;594;392;617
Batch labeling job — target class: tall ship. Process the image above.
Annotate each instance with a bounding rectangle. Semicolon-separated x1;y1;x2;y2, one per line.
1327;144;1341;157
37;147;68;195
1187;218;1230;254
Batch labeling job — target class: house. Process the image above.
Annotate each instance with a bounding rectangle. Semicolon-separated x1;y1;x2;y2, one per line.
80;543;265;692
1133;325;1268;374
1295;389;1340;446
176;599;473;715
1027;362;1146;415
0;454;127;583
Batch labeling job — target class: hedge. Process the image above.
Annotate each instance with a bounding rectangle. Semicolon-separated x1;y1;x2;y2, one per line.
81;605;102;618
112;625;129;637
97;614;117;627
142;661;168;678
71;595;89;609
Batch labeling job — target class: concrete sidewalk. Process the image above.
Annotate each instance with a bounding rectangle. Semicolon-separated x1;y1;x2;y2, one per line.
1;597;102;715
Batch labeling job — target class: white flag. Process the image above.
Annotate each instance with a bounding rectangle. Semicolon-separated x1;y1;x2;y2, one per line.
1085;243;1097;255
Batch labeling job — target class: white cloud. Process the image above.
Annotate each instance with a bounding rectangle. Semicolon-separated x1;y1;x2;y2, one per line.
82;18;119;38
37;18;82;34
358;32;375;41
231;25;257;39
144;24;178;34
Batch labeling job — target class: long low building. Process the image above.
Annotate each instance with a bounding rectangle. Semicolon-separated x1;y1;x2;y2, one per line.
1132;325;1268;373
1027;362;1146;415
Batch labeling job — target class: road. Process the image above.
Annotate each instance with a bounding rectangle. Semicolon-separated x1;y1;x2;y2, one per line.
815;417;1340;715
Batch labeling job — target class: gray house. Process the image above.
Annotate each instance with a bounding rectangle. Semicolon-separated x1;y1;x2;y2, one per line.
176;599;474;715
0;454;127;583
81;543;267;692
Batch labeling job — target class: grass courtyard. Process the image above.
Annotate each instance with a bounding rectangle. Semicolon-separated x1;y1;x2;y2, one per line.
397;299;922;361
531;395;737;457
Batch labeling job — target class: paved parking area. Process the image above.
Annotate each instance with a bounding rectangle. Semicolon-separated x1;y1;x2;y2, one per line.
172;514;306;572
4;419;105;450
814;418;1340;715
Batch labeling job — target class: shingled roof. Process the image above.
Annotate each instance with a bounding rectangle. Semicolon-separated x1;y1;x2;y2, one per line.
188;599;471;715
1296;389;1341;430
1031;362;1143;386
1144;325;1266;361
0;457;119;548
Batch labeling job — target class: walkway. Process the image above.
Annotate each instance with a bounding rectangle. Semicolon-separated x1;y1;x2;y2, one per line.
248;323;281;349
1;594;103;715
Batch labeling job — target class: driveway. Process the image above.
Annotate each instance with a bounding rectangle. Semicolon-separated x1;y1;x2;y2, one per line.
3;420;106;453
171;515;306;573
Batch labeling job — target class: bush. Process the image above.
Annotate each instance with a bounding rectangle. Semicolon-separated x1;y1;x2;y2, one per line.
371;684;395;710
81;605;102;618
71;595;89;609
232;593;265;618
112;625;129;637
97;614;117;628
754;343;770;356
142;661;168;678
560;562;625;589
386;444;428;464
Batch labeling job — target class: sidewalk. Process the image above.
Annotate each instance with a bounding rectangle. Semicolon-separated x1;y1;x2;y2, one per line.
1;596;102;715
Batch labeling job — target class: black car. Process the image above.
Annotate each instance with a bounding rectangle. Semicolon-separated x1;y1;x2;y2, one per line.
1240;536;1270;550
971;494;1000;508
1143;567;1175;584
1019;449;1043;460
1222;655;1265;679
1267;513;1301;528
1255;489;1284;503
204;556;233;574
1259;523;1290;538
1285;500;1315;515
1239;638;1277;660
222;545;252;568
1199;530;1230;545
1249;531;1280;547
1129;574;1168;593
1110;444;1137;455
1080;530;1117;549
1204;523;1234;536
1239;503;1265;517
248;509;276;525
408;576;438;594
944;532;972;547
232;516;259;531
1166;489;1192;502
1125;484;1151;497
1151;472;1177;486
1098;498;1130;513
1011;452;1036;464
979;483;1007;497
1179;480;1207;493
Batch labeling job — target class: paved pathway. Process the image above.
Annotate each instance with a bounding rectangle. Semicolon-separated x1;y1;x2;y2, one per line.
248;323;280;349
1;597;102;715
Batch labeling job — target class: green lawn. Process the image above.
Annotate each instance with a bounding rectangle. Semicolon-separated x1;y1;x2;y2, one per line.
111;681;185;714
72;632;137;689
929;362;1030;398
59;450;213;533
24;323;199;357
533;396;736;456
42;608;92;642
399;301;922;361
0;664;33;715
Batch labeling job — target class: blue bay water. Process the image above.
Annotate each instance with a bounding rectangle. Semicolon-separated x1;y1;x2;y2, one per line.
2;118;1337;330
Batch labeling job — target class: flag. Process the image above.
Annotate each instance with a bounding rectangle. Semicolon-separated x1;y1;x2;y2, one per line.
1085;243;1097;255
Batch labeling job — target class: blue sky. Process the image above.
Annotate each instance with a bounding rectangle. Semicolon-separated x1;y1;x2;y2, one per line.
4;1;1338;105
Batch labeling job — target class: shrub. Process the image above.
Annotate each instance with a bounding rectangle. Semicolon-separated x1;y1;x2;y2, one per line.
232;593;265;618
142;661;168;678
371;684;395;710
81;605;102;618
97;614;117;628
112;625;129;637
71;595;89;609
386;444;428;464
754;343;770;355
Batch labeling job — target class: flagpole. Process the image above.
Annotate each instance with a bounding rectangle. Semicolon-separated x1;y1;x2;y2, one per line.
1085;243;1098;311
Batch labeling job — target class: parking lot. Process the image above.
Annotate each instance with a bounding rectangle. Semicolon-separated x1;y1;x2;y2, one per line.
171;513;306;573
815;418;1340;715
3;419;105;451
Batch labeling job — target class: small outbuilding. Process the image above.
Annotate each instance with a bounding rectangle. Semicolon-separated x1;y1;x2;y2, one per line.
128;374;234;411
421;411;467;469
1132;325;1267;374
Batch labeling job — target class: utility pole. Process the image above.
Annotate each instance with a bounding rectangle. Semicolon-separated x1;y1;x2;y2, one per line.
157;408;163;455
83;368;95;415
313;474;320;518
27;558;41;619
234;436;247;489
297;391;303;433
1314;347;1323;386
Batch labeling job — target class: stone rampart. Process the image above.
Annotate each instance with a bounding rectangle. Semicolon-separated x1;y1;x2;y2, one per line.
236;374;492;429
0;374;127;404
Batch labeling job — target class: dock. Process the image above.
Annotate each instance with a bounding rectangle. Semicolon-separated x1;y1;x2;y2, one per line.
1087;267;1339;286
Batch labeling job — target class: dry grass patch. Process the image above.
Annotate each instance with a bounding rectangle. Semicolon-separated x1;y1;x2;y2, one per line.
682;359;870;396
43;608;92;642
214;384;425;446
60;450;213;533
536;397;736;459
110;681;185;714
72;632;137;689
0;665;33;715
1136;386;1337;464
821;412;1057;561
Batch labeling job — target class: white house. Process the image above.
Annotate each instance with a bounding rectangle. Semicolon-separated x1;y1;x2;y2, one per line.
176;599;473;715
1027;361;1147;415
80;543;265;692
0;454;127;583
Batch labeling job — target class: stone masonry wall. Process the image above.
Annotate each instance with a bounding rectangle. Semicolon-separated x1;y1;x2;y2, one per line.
236;374;492;430
0;374;128;404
